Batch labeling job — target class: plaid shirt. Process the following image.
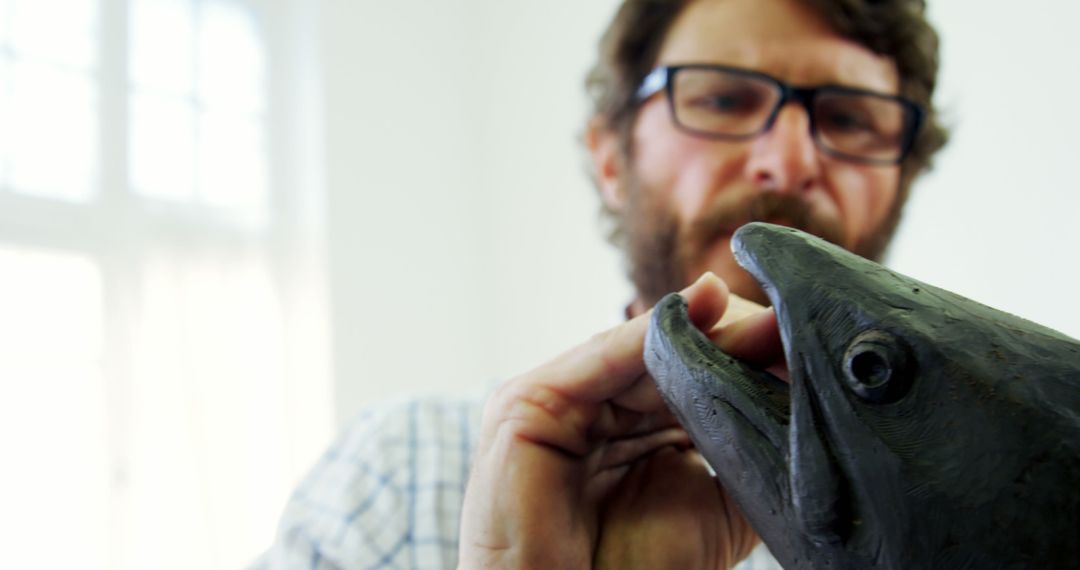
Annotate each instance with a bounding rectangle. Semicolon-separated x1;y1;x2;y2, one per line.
254;396;781;569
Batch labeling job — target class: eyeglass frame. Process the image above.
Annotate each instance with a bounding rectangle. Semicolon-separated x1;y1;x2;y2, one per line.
635;63;925;166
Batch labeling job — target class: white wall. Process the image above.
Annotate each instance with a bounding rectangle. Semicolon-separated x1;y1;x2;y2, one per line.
321;0;1080;427
320;0;627;425
890;1;1080;338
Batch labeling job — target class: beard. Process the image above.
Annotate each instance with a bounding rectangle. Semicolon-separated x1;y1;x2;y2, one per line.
619;171;902;308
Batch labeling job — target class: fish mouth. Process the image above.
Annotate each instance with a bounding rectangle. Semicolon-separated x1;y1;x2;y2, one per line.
645;291;794;536
732;223;859;546
646;299;791;452
644;222;860;559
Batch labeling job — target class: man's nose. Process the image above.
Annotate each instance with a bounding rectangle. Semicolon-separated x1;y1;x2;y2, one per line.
744;104;820;193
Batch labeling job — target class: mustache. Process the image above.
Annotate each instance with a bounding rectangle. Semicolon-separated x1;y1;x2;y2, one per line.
685;192;845;250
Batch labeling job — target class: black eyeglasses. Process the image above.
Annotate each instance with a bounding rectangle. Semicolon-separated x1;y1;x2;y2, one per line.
636;64;924;165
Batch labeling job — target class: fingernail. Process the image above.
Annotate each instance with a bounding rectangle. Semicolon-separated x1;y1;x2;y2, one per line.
692;272;718;287
683;272;729;303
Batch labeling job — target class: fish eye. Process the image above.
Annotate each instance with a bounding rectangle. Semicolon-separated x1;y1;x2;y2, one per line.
842;330;912;403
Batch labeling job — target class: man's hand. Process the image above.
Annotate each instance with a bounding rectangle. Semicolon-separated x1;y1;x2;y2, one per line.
458;273;781;569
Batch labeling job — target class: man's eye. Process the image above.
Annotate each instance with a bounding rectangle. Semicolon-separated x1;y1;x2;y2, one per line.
689;91;760;114
822;110;874;131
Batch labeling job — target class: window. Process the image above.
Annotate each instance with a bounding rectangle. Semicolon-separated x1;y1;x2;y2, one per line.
1;0;99;200
129;0;268;215
0;1;331;568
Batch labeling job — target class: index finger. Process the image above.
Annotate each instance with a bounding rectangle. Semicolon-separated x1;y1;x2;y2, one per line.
534;272;731;403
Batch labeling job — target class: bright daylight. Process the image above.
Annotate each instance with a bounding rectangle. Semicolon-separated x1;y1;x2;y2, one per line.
1;0;1078;569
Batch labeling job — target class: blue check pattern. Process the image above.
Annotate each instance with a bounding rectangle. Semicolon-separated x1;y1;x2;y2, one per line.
253;396;781;569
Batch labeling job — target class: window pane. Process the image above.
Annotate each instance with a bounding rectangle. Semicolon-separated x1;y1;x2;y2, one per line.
8;61;97;200
1;0;10;46
129;254;286;569
130;0;194;95
0;56;9;186
198;111;267;216
0;247;108;570
10;0;98;69
198;0;265;113
130;92;196;200
129;0;269;218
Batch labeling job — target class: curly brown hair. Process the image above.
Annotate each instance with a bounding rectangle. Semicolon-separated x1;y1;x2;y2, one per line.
585;0;949;255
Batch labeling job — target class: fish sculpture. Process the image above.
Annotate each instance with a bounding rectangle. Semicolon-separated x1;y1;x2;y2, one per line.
644;222;1080;569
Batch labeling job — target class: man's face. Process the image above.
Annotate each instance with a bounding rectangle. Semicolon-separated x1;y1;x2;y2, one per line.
600;0;904;307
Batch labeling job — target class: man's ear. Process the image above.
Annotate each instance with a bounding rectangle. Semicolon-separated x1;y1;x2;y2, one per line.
585;116;625;212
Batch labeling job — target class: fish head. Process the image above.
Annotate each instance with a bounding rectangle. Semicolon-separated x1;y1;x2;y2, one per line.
645;222;1080;569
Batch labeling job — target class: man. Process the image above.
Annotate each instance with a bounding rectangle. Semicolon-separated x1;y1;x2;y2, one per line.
259;0;946;567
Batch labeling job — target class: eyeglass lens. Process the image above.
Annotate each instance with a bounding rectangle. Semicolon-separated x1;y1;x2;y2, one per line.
670;68;911;163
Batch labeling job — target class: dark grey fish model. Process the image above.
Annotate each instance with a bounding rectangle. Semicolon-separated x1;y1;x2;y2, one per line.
644;222;1080;569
